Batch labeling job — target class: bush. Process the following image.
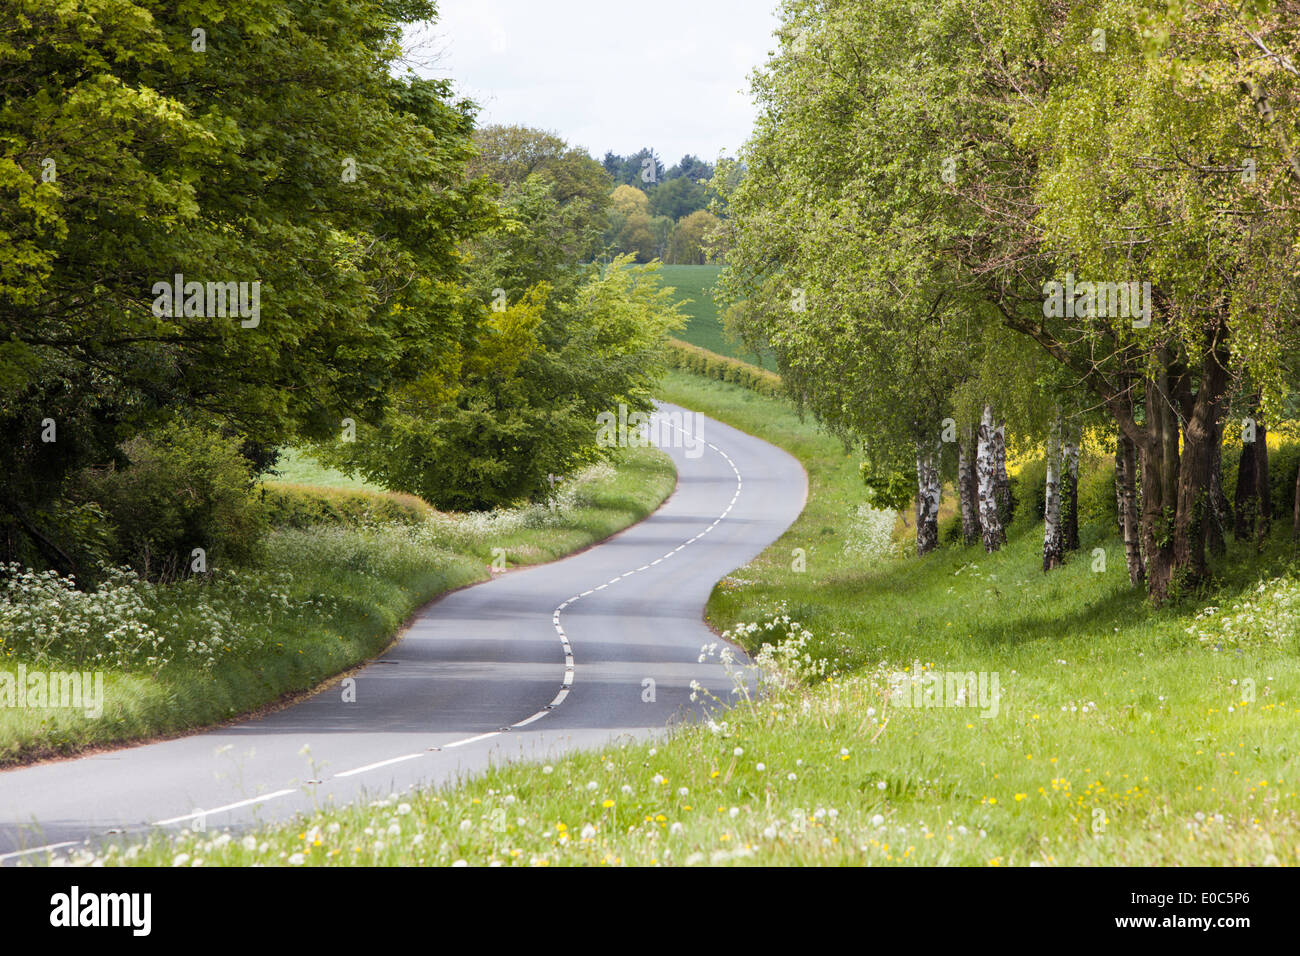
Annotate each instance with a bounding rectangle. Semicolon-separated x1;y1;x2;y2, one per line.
1014;458;1048;523
76;422;267;579
663;338;784;398
1009;452;1114;530
939;511;964;545
260;484;432;529
1269;442;1300;522
1219;439;1298;527
1077;462;1118;530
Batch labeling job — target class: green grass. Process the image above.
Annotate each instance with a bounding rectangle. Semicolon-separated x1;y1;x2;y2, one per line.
266;447;384;492
0;448;676;766
657;265;774;370
93;371;1300;867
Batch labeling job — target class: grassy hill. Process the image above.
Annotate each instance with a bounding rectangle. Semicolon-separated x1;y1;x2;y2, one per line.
657;265;775;371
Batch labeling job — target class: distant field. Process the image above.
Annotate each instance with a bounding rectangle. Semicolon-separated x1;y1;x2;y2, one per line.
268;447;385;492
657;264;774;370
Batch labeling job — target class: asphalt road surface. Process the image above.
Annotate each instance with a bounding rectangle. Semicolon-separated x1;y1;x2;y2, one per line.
0;402;806;861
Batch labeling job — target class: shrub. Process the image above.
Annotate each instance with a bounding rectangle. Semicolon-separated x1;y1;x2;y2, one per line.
939;511;964;545
1269;442;1300;522
1077;462;1117;530
1006;451;1114;530
663;338;784;398
1014;457;1048;523
76;422;267;579
1219;439;1298;527
260;484;432;529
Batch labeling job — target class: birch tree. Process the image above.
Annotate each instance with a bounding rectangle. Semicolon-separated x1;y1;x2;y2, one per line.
1043;417;1063;571
977;406;1007;553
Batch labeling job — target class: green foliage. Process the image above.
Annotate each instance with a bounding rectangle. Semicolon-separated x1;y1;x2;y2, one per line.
601;148;665;188
666;210;721;265
260;484;432;530
1222;440;1300;521
1010;453;1114;531
75;422;267;579
1078;463;1119;531
0;0;491;565
859;463;914;513
662;339;784;398
649;175;709;221
469;125;612;286
323;259;685;510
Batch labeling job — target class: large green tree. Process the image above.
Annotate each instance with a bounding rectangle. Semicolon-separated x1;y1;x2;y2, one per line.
321;128;683;509
0;0;490;567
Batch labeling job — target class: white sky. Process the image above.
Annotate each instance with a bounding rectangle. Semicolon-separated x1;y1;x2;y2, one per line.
404;0;784;167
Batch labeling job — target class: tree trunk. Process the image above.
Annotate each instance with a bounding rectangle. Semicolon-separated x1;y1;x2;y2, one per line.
993;418;1013;527
958;428;980;546
1137;362;1181;600
1207;411;1228;557
1234;419;1259;541
1117;430;1145;586
1061;423;1080;554
915;440;941;556
977;405;1006;552
1169;332;1230;595
1293;450;1300;539
1255;417;1270;547
1113;441;1125;536
1043;417;1062;571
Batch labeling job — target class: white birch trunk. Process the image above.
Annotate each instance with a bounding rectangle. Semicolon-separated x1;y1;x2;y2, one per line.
1043;417;1062;571
1061;426;1080;553
993;419;1012;526
915;440;941;556
977;405;1005;552
958;429;980;546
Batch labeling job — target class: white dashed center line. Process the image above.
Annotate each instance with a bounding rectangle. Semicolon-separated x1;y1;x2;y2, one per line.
509;414;743;731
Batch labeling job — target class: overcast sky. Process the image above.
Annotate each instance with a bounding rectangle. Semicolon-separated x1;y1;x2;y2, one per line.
404;0;783;167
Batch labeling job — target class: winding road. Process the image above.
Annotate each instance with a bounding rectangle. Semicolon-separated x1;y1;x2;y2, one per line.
0;402;806;861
